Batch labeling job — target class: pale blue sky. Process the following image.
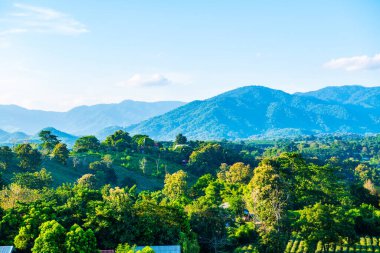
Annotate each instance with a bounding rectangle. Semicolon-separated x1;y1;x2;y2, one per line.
0;0;379;111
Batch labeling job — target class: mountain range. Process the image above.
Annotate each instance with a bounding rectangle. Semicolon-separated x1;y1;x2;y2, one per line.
126;85;380;140
0;100;185;135
1;85;380;143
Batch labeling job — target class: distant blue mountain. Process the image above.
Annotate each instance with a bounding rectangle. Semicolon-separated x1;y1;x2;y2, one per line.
0;100;185;135
0;127;78;147
126;85;380;140
297;85;380;108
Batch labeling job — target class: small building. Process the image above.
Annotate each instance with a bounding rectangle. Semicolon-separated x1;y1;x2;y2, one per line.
0;246;14;253
135;245;180;253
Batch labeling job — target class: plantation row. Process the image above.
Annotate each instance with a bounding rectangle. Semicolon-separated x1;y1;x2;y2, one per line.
285;237;380;253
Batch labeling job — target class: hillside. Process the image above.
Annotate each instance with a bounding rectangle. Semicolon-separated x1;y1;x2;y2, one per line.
298;85;380;108
127;85;380;140
0;100;185;135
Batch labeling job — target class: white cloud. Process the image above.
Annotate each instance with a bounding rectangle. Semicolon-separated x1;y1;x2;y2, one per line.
118;73;171;87
0;3;88;46
13;3;88;35
324;53;380;71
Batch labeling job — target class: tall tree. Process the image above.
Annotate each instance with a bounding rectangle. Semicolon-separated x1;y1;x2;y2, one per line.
38;130;60;154
73;136;100;153
12;168;53;189
0;146;13;170
65;224;97;253
51;143;70;165
247;160;289;252
297;203;356;252
31;220;66;253
163;170;188;202
14;144;41;171
103;130;132;151
175;133;187;145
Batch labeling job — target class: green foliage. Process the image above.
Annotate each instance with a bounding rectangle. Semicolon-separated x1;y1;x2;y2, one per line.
12;168;53;189
14;143;41;170
217;162;252;184
14;201;55;251
180;232;200;253
51;143;69;165
74;136;100;153
39;130;60;154
89;160;117;185
297;203;356;251
189;207;230;252
175;133;187;145
31;220;66;253
116;243;136;253
0;146;13;170
65;224;97;253
103;130;132;151
163;170;188;202
188;143;226;175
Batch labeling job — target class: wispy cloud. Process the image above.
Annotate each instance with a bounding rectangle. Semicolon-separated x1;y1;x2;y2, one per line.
324;53;380;71
118;74;172;87
12;3;88;35
0;3;88;47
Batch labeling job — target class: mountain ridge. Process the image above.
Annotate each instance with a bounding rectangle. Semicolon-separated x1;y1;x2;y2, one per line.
126;85;380;140
0;100;185;135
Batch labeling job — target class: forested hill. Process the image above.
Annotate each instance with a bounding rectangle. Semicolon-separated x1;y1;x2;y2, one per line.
298;85;380;108
0;100;184;135
127;85;380;140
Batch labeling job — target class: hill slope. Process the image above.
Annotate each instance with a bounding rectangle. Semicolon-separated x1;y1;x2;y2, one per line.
127;85;380;140
0;100;184;135
298;85;380;108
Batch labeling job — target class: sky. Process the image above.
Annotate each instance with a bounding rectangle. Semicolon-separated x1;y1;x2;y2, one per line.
0;0;379;111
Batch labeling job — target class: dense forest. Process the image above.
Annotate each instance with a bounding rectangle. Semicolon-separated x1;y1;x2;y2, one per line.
1;130;380;253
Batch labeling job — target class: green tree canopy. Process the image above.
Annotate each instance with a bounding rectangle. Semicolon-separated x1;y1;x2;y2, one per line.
104;130;132;151
12;168;53;189
175;133;187;145
163;170;188;202
14;144;41;171
38;130;60;154
31;220;66;253
73;136;100;153
65;224;97;253
51;143;69;165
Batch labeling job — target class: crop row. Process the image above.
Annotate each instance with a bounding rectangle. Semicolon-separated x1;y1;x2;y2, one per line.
285;237;380;253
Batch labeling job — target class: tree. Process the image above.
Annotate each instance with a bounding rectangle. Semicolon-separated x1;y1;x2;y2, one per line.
0;183;41;209
51;143;69;165
89;161;117;185
139;157;148;174
297;203;356;252
65;224;97;253
116;243;136;253
132;135;155;151
14;201;55;252
247;160;289;252
175;133;187;145
31;220;66;253
189;207;230;253
218;162;252;184
85;187;135;249
77;174;97;189
0;146;13;170
12;168;53;189
188;144;226;175
103;130;132;151
14;144;41;171
163;170;188;201
73;136;100;153
39;130;60;154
